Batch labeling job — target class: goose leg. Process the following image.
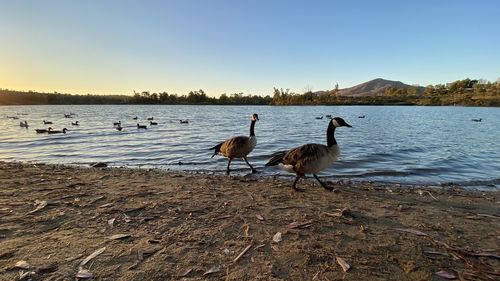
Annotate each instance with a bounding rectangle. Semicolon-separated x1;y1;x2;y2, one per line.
292;175;306;192
313;174;333;191
243;157;258;173
226;159;232;175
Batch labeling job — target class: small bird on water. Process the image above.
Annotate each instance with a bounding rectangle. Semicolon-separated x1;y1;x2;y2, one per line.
266;117;352;192
210;114;259;175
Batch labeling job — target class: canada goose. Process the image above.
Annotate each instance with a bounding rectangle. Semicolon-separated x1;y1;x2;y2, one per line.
315;116;323;120
266;117;352;192
472;118;482;122
147;117;154;121
43;120;53;125
150;121;158;125
210;114;259;175
137;123;147;129
48;128;68;134
358;115;365;118
19;121;29;128
179;120;189;124
133;116;138;120
113;121;121;126
35;128;49;133
72;121;79;126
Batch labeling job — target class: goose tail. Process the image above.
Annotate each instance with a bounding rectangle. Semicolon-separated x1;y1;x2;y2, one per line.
209;142;223;158
265;150;287;166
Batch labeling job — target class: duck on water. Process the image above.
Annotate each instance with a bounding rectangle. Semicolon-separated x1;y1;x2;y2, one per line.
210;114;259;175
266;117;352;192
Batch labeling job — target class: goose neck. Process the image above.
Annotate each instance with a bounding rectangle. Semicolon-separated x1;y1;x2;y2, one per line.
327;122;337;147
249;120;256;136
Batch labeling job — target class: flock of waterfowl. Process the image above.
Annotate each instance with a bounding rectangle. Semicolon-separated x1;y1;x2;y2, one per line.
5;112;485;191
8;113;190;134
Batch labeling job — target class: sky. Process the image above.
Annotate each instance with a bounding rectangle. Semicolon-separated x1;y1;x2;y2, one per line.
0;0;499;96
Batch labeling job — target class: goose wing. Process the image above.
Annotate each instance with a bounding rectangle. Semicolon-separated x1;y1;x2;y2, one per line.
220;136;249;156
282;144;328;166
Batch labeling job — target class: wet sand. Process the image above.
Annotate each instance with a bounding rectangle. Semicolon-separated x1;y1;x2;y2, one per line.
0;161;498;280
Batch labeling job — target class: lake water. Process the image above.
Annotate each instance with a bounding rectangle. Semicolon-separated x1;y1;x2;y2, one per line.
1;105;499;189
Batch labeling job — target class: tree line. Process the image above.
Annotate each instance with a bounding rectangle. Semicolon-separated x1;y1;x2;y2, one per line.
1;78;499;106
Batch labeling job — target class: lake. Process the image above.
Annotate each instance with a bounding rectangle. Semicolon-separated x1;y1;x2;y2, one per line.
1;105;499;189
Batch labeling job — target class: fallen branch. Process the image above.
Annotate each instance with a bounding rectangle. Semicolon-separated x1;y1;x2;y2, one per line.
233;244;252;263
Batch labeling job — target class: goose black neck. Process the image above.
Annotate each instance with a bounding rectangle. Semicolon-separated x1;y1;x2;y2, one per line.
327;121;337;147
249;120;256;136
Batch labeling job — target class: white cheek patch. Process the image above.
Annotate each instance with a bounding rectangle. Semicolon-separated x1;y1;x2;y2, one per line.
332;119;340;127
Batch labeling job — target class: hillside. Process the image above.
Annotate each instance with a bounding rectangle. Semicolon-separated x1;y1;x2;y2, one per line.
332;78;424;97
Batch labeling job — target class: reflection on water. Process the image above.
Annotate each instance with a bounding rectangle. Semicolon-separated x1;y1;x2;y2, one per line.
1;105;499;189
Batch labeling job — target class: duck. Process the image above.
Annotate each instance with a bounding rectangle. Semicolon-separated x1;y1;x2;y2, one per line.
19;121;29;128
358;115;365;118
147;117;154;121
116;125;123;131
64;113;72;118
210;114;259;175
472;118;482;122
35;128;49;134
315;116;324;120
133;116;138;120
150;121;158;125
179;120;189;124
325;114;332;118
71;121;79;126
137;123;147;129
7;116;19;119
113;121;121;126
48;128;68;134
265;117;352;192
43;120;53;125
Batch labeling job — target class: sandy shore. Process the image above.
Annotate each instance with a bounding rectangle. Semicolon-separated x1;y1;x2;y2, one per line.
0;161;498;280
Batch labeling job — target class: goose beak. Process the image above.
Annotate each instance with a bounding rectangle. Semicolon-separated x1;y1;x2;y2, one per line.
345;123;352;127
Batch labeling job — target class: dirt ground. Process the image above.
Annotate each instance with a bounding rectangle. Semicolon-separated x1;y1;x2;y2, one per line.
0;161;498;280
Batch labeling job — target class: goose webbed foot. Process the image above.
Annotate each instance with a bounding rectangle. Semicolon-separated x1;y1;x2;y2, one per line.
313;174;333;191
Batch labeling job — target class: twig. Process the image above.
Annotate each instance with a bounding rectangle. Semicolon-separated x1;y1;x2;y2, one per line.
233;244;252;263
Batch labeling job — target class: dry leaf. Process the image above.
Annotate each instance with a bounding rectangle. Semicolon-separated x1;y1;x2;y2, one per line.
435;270;456;279
273;232;282;243
123;214;131;223
108;234;131;240
256;214;264;221
203;264;220;275
336;256;351;272
80;247;106;267
76;268;93;279
27;200;47;214
15;260;31;269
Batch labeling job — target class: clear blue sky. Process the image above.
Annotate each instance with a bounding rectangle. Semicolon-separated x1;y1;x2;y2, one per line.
1;0;499;96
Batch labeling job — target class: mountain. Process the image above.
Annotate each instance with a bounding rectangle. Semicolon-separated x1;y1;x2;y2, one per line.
318;78;424;97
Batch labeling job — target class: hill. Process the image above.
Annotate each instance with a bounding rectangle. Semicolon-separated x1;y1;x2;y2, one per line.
318;78;424;97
